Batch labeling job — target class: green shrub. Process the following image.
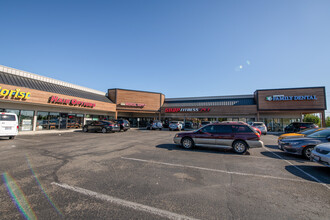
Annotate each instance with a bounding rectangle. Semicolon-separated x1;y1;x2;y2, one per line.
326;116;330;127
303;114;320;126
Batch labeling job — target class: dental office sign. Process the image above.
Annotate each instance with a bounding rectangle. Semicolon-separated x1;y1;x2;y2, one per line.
266;95;317;101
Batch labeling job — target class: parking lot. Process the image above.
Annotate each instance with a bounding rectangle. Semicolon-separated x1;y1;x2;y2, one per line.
0;129;329;220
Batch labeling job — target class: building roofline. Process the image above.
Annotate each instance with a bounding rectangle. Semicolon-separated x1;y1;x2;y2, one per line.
256;86;325;92
165;94;254;102
0;64;105;96
108;88;164;96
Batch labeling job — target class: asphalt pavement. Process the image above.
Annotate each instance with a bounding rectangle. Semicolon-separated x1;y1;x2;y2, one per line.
0;129;329;220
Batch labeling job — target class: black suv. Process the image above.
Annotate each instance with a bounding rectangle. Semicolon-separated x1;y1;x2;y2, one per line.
284;122;318;133
83;120;120;133
115;119;130;132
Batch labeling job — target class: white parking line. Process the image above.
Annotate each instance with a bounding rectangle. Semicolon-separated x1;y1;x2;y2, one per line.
262;146;330;190
51;182;199;220
121;157;318;184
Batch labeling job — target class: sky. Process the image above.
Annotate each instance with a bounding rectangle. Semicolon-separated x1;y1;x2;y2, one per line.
0;0;329;115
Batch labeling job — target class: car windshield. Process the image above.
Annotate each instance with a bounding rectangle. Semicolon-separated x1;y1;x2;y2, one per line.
298;128;319;135
170;121;178;124
253;122;264;126
201;122;210;125
307;129;330;138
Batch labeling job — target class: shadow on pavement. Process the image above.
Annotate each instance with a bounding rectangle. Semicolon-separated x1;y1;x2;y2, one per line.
261;145;306;163
285;165;330;184
156;143;251;155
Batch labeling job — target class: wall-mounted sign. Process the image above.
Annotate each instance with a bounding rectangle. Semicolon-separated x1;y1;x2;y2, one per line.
265;95;317;101
118;102;146;108
0;87;31;99
49;96;96;108
165;108;211;113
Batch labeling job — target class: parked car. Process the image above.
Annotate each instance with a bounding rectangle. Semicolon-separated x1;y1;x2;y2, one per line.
173;122;263;154
146;120;163;130
115;119;130;131
284;122;318;133
184;121;194;129
169;121;184;131
310;143;330;167
83;120;120;133
0;112;19;139
278;128;322;142
251;122;267;135
278;128;330;159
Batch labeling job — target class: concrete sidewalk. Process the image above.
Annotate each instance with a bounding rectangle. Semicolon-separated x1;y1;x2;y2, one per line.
18;127;142;136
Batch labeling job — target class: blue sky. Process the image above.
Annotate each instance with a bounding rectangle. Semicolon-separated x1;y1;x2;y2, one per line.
0;0;329;115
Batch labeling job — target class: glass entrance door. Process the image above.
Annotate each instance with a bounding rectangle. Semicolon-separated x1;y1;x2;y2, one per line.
60;113;68;129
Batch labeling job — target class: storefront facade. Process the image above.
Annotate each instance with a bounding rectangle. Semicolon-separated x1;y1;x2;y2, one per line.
108;88;164;127
161;87;327;131
0;65;327;132
0;66;116;132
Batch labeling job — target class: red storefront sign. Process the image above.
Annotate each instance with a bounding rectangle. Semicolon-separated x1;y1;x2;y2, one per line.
165;108;210;113
49;96;96;108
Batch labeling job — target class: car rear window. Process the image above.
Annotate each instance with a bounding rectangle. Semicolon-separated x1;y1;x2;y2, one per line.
0;114;16;121
232;125;253;133
307;129;330;138
299;128;318;135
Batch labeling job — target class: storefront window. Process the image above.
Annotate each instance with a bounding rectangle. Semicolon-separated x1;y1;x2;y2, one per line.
20;110;34;131
37;112;49;130
49;112;60;129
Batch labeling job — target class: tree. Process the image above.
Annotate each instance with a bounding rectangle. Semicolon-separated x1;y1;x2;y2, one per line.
303;114;320;125
326;116;330;127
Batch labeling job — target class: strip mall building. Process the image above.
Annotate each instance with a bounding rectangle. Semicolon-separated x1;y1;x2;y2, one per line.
0;65;327;132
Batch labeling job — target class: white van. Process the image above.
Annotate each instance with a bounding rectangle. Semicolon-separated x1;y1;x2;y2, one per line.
0;112;19;139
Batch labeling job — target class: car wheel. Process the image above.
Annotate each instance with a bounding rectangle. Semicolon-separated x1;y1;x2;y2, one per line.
303;146;314;159
124;129;127;132
101;128;107;133
83;127;88;132
9;136;15;140
169;128;172;131
232;140;248;154
159;128;162;130
181;137;194;149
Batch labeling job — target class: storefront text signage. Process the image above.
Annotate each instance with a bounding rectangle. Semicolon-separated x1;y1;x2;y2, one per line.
165;108;211;113
0;86;31;99
49;96;96;108
266;95;317;101
118;102;146;108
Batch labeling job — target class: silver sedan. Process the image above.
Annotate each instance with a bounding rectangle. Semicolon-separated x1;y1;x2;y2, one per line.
310;143;330;167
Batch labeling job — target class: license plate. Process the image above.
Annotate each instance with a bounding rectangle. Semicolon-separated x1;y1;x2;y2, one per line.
5;127;12;130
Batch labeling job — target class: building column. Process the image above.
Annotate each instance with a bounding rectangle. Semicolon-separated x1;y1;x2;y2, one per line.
32;110;37;131
321;111;326;127
115;111;118;119
257;112;260;121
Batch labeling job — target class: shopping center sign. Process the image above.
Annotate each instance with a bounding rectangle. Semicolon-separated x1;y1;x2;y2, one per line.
49;96;96;108
0;86;31;99
165;108;211;113
265;95;317;101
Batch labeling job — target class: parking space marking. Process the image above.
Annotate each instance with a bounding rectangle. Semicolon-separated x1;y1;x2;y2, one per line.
121;157;318;184
262;146;330;190
51;182;199;220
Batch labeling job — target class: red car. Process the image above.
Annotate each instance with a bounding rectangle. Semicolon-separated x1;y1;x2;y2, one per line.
173;121;263;154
